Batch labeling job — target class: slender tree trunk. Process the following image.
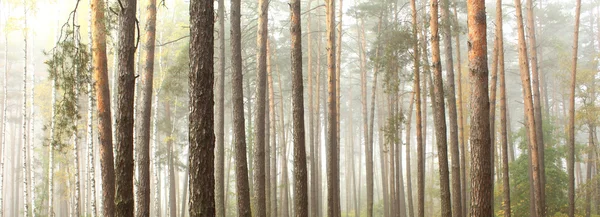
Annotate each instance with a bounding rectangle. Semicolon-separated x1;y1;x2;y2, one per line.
153;25;164;217
526;0;546;210
168;108;177;217
231;0;252;214
267;41;278;217
568;2;581;216
326;0;340;215
410;0;422;215
316;17;324;217
489;4;499;211
419;24;430;217
22;3;30;215
135;0;157;214
514;0;544;215
28;27;36;217
451;1;468;214
277;65;290;217
73;48;82;217
406;92;415;217
366;15;382;217
497;0;511;215
429;0;452;215
215;0;226;214
440;0;462;215
586;125;593;217
86;4;97;217
467;0;492;216
253;0;269;214
397;96;407;217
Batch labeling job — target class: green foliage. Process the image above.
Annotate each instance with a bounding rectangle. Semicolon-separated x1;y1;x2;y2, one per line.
507;119;568;216
44;21;90;151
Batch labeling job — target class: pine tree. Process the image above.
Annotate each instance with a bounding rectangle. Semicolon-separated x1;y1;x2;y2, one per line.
568;0;581;216
429;0;452;215
135;0;157;214
467;0;492;215
231;0;252;214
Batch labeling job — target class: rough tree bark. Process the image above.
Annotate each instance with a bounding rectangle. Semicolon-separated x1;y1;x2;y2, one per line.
467;0;493;216
231;0;252;215
326;0;340;215
253;0;268;214
514;0;544;215
497;0;511;215
91;0;115;214
440;0;462;215
429;0;452;215
290;0;309;215
114;0;137;215
410;0;423;215
567;0;581;216
526;0;546;208
135;0;157;214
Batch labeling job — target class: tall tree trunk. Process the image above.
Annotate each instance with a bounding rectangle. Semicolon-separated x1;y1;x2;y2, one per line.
28;28;36;217
467;0;493;216
267;41;278;217
366;15;382;217
429;0;452;216
231;0;252;214
586;125;593;217
326;0;340;215
440;0;462;215
489;0;500;211
290;0;309;215
22;3;29;215
114;0;137;215
253;0;268;214
419;24;430;217
526;0;546;209
451;1;468;214
215;0;226;214
397;96;407;217
73;46;82;217
568;2;581;216
316;16;324;217
86;4;97;216
410;0;423;215
277;66;289;217
357;17;368;216
406;92;415;217
265;67;271;217
153;23;164;217
514;0;544;215
135;0;157;214
167;105;177;217
497;0;511;215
